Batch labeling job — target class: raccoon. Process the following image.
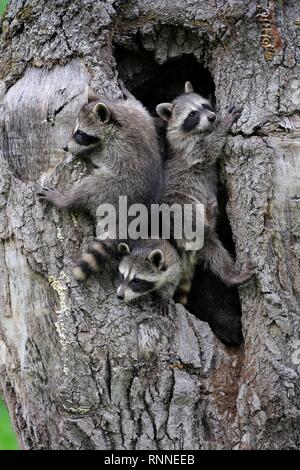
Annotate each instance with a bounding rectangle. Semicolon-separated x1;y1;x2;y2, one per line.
156;81;254;303
38;86;163;280
116;239;182;314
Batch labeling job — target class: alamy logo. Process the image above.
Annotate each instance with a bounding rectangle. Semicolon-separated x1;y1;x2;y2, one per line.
96;196;205;251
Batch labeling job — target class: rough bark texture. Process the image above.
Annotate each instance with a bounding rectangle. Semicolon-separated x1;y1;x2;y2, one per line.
0;0;300;450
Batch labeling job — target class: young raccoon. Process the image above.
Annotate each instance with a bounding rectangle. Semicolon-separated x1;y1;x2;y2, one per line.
116;239;182;314
38;86;163;280
156;81;254;303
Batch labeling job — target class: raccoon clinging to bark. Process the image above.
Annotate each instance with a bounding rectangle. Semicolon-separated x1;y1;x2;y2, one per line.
156;81;255;304
38;85;163;280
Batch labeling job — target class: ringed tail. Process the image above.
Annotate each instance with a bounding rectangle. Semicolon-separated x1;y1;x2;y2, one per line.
73;240;111;281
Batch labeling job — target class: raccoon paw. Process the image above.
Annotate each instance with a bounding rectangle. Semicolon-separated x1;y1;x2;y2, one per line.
221;106;243;131
118;79;134;100
207;198;218;212
239;260;256;284
155;298;169;315
228;260;256;286
205;199;218;235
229;105;242;119
37;187;67;209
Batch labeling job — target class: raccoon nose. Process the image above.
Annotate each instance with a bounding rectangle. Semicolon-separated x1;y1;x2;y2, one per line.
63;145;68;152
208;114;216;123
117;293;124;300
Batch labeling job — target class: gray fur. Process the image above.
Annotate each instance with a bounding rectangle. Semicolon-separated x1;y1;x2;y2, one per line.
39;90;162;213
38;87;163;278
157;82;255;297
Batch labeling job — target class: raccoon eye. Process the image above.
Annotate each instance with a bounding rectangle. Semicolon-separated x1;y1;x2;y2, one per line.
202;104;213;111
129;278;155;292
74;130;86;138
182;109;200;132
73;130;99;146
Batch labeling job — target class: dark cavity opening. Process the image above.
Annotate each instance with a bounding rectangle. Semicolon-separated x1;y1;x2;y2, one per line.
187;189;243;347
115;46;215;114
115;44;243;346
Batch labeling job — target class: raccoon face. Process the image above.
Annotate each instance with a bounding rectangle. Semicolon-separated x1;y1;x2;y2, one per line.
64;98;116;157
156;81;216;137
116;243;165;302
180;101;216;133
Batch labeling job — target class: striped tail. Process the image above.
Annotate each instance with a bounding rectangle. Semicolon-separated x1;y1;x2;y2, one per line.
73;240;113;281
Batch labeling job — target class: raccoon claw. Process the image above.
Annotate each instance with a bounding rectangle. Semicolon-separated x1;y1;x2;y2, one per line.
37;186;66;208
206;199;218;218
204;199;218;235
38;186;54;194
220;106;242;131
118;78;125;91
156;298;169;315
37;187;48;200
229;106;242;124
233;260;256;286
118;79;134;100
38;186;60;198
244;260;256;277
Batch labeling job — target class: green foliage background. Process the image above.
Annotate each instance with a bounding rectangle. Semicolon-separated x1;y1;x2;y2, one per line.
0;0;8;15
0;0;18;451
0;397;18;450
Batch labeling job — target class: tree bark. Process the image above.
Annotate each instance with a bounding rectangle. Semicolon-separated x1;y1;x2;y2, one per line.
0;0;300;450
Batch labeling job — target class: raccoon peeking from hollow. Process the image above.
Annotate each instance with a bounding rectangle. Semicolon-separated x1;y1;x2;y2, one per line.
38;84;163;280
116;239;182;315
156;81;255;305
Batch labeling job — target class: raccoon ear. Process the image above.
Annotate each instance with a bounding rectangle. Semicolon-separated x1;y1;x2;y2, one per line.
156;103;173;122
185;81;194;93
148;249;165;270
87;88;101;103
117;243;131;256
93;103;110;124
93;102;111;123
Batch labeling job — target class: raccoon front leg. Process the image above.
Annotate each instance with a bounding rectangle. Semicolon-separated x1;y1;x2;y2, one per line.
156;285;177;315
155;295;170;315
215;106;242;135
204;199;218;236
37;187;70;209
37;175;97;210
202;236;255;287
118;79;135;101
203;106;242;164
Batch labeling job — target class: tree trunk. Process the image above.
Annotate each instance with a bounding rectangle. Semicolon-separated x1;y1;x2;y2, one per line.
0;0;299;450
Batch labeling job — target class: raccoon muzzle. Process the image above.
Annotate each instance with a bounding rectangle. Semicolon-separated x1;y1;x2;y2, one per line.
73;240;111;281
